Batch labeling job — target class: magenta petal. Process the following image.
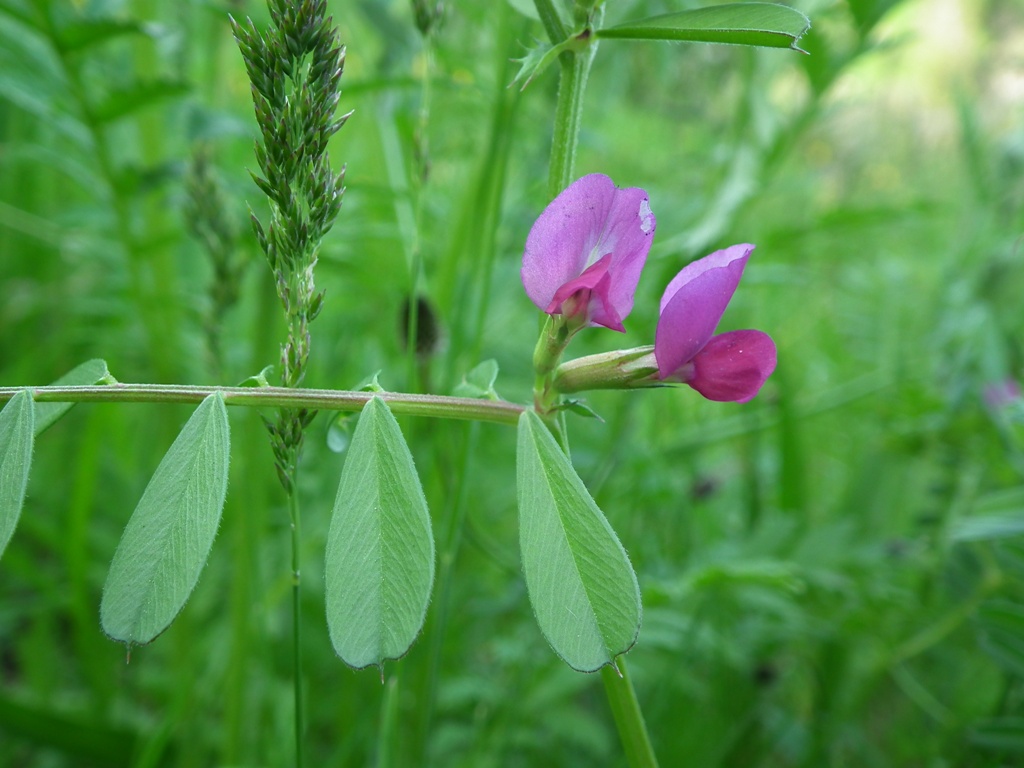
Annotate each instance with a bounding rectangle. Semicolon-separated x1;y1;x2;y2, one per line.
686;330;777;403
522;173;656;330
654;244;754;377
545;254;625;331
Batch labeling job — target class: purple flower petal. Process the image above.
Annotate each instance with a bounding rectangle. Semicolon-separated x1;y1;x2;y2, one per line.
545;253;626;331
522;173;656;331
686;330;777;402
655;244;754;378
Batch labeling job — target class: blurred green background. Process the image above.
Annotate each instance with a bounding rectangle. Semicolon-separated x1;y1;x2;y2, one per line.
2;0;1024;765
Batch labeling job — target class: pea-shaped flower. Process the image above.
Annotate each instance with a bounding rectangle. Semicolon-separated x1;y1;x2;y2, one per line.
522;174;656;332
655;244;776;402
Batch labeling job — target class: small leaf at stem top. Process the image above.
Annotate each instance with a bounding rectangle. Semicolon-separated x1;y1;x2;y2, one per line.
511;37;575;91
453;359;501;400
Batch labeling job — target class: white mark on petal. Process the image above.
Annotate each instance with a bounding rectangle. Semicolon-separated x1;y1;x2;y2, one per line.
638;199;653;234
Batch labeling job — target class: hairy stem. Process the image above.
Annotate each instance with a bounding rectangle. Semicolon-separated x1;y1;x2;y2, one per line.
532;0;568;43
0;385;524;426
548;40;595;200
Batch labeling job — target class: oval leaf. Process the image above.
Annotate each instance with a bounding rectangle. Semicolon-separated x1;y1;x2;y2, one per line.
597;3;811;51
516;410;641;672
34;358;110;436
100;393;230;645
0;390;35;560
325;396;435;669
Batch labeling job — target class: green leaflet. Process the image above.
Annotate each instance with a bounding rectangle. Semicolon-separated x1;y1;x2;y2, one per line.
516;410;640;672
597;3;811;51
0;390;35;560
100;393;230;645
452;358;501;399
325;396;435;669
35;358;110;436
510;37;576;91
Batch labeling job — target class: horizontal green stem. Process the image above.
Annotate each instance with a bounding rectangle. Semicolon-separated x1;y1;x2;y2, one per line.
0;384;524;426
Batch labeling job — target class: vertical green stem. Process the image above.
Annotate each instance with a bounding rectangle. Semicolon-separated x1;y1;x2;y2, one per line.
288;482;305;768
535;3;659;765
530;2;598;440
377;674;401;767
532;0;568;43
601;659;659;768
405;30;434;392
547;46;595;199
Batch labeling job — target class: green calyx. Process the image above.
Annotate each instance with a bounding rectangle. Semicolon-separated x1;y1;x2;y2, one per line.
553;347;660;393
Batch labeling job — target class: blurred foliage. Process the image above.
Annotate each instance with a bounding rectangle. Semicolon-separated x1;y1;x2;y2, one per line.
2;0;1024;766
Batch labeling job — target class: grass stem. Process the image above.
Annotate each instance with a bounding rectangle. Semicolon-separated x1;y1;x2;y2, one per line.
288;482;305;768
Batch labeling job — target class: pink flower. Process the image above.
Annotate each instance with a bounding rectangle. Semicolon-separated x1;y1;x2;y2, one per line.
984;379;1022;410
522;174;656;332
655;244;776;403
